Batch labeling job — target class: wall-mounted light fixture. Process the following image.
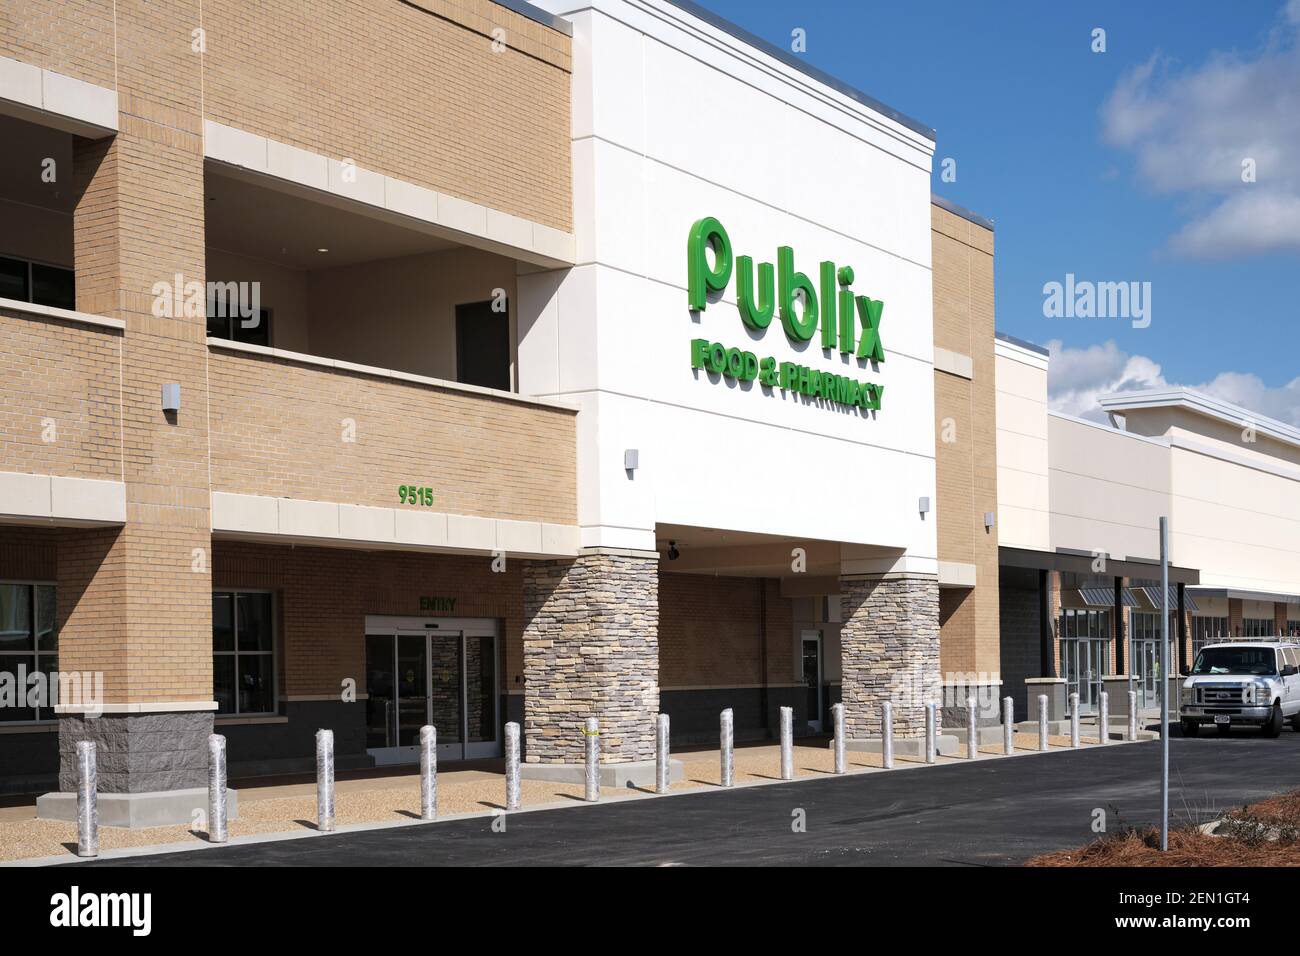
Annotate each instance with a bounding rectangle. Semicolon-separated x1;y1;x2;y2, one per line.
984;511;996;531
161;383;181;414
918;496;931;518
624;448;639;473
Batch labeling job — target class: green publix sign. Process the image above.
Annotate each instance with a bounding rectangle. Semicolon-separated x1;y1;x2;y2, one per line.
687;216;885;412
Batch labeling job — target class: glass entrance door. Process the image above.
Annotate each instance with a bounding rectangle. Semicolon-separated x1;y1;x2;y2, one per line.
1063;639;1107;714
365;618;500;764
801;630;823;732
1134;639;1170;710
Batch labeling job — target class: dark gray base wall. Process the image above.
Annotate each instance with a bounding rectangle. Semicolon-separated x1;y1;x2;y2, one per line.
0;729;58;795
1000;569;1044;722
223;700;370;779
940;685;1005;728
661;686;810;746
58;712;212;793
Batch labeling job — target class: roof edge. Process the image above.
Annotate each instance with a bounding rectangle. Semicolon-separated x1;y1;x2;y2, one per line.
994;330;1049;357
491;0;573;35
665;0;935;140
1099;387;1300;452
932;193;994;231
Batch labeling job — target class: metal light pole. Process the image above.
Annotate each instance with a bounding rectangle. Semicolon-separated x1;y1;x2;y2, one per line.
1159;516;1170;852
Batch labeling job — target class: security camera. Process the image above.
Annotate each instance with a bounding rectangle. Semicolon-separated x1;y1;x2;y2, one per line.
667;540;680;560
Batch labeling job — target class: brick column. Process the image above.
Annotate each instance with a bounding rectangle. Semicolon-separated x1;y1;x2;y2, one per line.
53;1;214;804
522;550;659;767
1275;602;1288;638
840;574;939;739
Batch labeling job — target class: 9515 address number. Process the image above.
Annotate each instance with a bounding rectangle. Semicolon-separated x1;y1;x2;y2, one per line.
399;485;434;507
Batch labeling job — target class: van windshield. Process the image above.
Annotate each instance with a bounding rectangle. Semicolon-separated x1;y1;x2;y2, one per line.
1191;647;1277;676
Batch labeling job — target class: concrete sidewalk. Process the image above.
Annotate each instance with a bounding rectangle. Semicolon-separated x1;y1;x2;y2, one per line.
64;728;1300;867
2;729;1137;865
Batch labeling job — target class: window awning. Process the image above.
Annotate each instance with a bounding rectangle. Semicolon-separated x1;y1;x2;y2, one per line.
1076;587;1138;608
1139;585;1198;612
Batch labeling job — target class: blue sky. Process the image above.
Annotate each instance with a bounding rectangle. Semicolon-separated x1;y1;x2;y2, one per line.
699;0;1300;424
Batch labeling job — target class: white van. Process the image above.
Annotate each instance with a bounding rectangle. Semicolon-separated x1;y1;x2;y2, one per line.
1179;641;1300;738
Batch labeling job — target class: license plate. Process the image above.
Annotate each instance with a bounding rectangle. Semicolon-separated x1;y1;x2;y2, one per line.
1214;715;1230;725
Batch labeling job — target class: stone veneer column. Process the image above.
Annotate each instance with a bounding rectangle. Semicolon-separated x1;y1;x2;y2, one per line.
522;550;659;765
840;574;940;739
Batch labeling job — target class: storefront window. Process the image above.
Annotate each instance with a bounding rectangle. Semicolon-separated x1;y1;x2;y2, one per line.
1241;618;1274;638
0;582;58;722
212;591;276;715
1192;616;1229;656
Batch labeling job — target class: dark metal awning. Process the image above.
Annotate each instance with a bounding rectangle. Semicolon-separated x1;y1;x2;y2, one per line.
1077;587;1137;608
1140;585;1197;612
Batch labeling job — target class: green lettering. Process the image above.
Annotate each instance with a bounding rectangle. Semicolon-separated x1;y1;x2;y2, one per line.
819;261;837;349
736;255;776;330
778;246;818;341
686;217;732;311
855;295;885;362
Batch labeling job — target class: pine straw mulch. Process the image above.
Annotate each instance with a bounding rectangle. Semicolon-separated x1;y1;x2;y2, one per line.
1027;789;1300;867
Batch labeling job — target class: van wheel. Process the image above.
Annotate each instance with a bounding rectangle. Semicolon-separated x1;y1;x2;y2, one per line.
1263;703;1284;738
1180;719;1198;738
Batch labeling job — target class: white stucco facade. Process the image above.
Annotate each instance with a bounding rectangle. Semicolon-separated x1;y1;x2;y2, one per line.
995;343;1300;604
520;0;939;571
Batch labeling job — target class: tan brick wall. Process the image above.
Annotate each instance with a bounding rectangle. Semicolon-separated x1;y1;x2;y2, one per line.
5;1;572;232
659;573;794;687
932;202;1000;676
213;540;522;698
207;348;577;524
201;0;571;230
0;310;122;480
0;0;117;88
60;0;213;706
0;527;57;580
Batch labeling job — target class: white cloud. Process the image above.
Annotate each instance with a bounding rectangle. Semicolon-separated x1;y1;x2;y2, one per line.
1045;339;1300;427
1101;4;1300;258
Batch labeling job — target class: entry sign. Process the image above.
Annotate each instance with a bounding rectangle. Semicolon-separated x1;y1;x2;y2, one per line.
419;596;457;612
686;216;886;413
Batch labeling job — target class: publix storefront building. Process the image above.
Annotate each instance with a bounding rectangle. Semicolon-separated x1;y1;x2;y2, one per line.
0;0;1000;813
516;0;968;777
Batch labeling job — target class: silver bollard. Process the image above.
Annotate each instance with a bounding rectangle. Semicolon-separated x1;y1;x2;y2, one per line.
419;725;437;821
76;739;98;858
505;721;521;810
584;717;600;802
881;701;894;769
316;728;335;832
925;702;937;764
831;703;846;774
1038;694;1049;751
1002;696;1014;756
655;713;670;794
720;708;734;787
1128;691;1138;741
1099;691;1110;745
966;695;978;759
208;733;228;844
779;706;794;780
1069;693;1081;748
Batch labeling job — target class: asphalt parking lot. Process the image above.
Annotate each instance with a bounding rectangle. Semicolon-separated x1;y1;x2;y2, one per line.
74;726;1300;867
